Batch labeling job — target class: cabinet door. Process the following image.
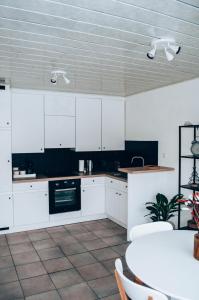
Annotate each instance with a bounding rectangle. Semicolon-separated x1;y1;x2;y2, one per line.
45;95;75;116
14;191;49;226
0;88;11;128
45;116;75;148
106;188;127;226
0;193;13;229
0;130;12;193
102;99;125;151
76;98;101;151
12;93;44;153
81;185;105;216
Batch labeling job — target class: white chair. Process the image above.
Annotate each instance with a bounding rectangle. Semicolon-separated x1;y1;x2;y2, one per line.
115;258;168;300
129;221;173;242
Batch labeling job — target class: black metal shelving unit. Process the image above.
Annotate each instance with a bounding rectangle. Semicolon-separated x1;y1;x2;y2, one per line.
178;125;199;229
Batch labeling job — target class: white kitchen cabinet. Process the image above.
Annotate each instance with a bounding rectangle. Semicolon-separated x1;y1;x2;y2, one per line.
45;95;75;116
13;182;49;227
0;130;12;193
106;179;127;227
0;86;11;128
81;178;105;216
45;115;75;148
0;193;13;229
102;99;125;151
76;98;102;151
12;93;44;153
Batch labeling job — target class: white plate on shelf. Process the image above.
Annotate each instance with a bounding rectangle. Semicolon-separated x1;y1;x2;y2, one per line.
13;173;36;179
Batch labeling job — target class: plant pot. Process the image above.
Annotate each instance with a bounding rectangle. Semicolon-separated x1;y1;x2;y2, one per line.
193;233;199;260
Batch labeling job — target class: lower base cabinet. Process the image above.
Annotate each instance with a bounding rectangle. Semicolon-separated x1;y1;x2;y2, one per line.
13;182;49;227
81;178;105;216
106;179;127;227
0;193;13;230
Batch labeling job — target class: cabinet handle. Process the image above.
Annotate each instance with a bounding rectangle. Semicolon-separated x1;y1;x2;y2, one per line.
60;144;62;146
9;197;11;200
40;148;43;151
103;147;105;149
6;122;10;125
82;189;85;192
8;160;10;163
45;193;48;196
98;147;101;150
30;185;33;188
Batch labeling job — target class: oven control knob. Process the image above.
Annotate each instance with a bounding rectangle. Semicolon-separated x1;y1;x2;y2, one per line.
64;181;67;184
55;183;59;186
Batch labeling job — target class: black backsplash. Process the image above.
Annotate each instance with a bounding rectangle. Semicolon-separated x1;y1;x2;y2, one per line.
12;141;158;176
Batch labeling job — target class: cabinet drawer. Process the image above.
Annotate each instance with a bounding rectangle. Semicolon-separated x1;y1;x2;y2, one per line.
13;181;48;192
106;178;128;192
81;177;105;186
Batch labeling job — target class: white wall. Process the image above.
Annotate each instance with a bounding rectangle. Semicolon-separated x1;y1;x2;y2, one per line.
126;78;199;226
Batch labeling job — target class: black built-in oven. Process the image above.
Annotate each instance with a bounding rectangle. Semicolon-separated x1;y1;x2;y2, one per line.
49;179;81;214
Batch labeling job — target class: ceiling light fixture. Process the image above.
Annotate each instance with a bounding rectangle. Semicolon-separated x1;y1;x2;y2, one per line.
50;70;70;85
147;38;181;62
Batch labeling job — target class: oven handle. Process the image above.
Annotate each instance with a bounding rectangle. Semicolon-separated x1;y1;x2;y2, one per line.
55;188;77;192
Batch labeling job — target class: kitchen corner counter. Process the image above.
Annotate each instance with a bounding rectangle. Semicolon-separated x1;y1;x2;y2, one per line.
12;172;127;184
119;165;175;174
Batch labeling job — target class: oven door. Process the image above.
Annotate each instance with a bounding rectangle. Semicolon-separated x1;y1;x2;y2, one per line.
49;180;81;214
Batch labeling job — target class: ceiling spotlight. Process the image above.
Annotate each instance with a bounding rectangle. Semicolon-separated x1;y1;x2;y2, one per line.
147;46;156;59
169;44;181;54
147;38;181;61
50;70;70;85
164;48;174;62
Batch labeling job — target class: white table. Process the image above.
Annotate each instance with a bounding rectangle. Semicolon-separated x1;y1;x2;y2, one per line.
126;231;198;300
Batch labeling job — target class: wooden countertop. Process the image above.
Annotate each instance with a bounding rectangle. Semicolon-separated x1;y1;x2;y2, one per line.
12;173;127;184
118;165;175;174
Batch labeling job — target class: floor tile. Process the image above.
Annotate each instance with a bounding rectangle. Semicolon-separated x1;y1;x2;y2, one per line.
0;255;13;269
7;233;30;245
46;226;66;233
37;247;64;261
88;275;118;298
33;239;56;250
83;221;107;231
20;274;55;297
102;234;127;246
64;223;89;235
16;261;47;279
26;290;61;300
111;243;129;256
0;237;8;247
68;252;97;267
43;257;73;273
94;228;125;238
0;267;18;284
0;280;23;300
82;239;108;251
50;268;83;289
52;235;77;246
73;232;98;242
0;245;10;257
28;231;50;242
77;262;110;281
58;282;97;300
91;248;119;261
101;293;120;300
12;250;40;266
102;257;128;275
9;241;34;254
60;242;86;256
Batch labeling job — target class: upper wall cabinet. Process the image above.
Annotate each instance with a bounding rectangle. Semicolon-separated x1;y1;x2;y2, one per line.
12;93;44;153
45;95;75;116
102;99;125;151
0;130;12;193
76;98;102;151
44;95;76;149
0;86;11;129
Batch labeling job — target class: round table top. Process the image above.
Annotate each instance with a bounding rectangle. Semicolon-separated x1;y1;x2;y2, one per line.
126;230;198;300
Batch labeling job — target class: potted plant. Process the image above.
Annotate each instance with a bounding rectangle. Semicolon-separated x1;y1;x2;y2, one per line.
178;192;199;260
145;193;183;223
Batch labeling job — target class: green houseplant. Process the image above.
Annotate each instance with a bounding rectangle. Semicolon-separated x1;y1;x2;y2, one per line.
145;193;183;222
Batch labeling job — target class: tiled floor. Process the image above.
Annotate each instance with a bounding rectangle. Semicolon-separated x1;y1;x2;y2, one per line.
0;219;131;300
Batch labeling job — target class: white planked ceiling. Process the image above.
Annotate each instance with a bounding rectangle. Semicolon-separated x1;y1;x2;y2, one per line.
0;0;199;96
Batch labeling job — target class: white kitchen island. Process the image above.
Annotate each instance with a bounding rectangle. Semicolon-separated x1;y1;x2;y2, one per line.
119;166;175;241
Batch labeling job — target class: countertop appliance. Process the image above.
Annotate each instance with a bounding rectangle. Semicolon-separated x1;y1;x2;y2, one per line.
49;179;81;214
